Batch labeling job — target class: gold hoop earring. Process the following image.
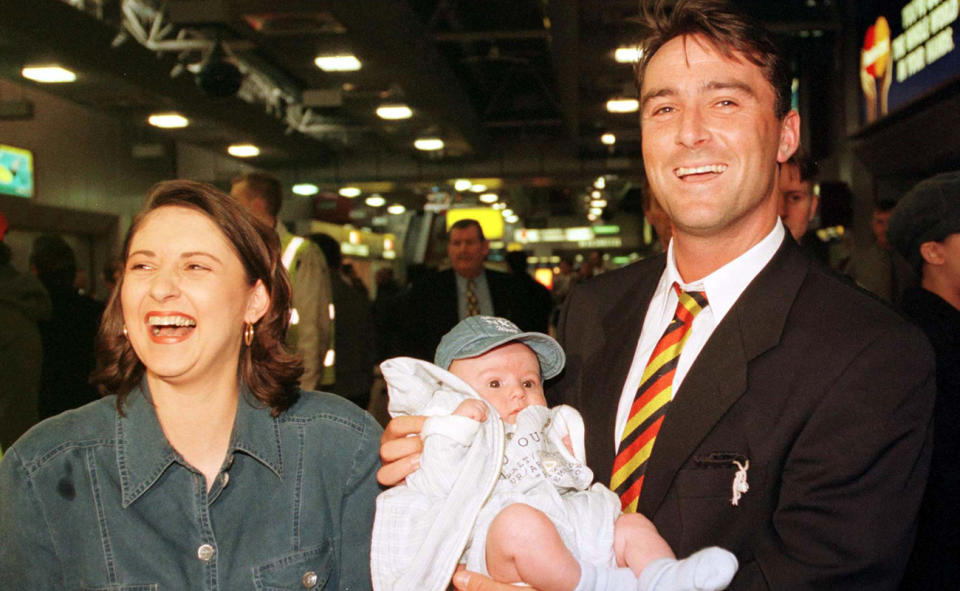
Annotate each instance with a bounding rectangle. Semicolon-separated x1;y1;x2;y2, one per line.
243;322;255;347
122;325;128;338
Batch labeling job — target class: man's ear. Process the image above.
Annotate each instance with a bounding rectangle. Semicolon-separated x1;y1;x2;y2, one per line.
245;279;271;324
919;241;944;266
777;110;801;164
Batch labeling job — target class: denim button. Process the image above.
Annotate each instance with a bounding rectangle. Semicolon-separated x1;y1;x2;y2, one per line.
301;570;318;588
197;543;215;562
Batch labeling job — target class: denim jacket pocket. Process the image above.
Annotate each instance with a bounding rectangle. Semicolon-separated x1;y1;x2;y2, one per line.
253;542;333;591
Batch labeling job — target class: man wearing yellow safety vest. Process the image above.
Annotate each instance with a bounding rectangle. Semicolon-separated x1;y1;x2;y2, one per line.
231;173;334;391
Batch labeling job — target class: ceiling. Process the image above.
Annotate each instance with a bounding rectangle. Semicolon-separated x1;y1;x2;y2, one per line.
0;0;842;227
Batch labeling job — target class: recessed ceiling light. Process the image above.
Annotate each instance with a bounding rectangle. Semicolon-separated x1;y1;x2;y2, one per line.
606;98;639;113
376;104;413;120
387;204;406;214
590;199;608;208
148;113;189;129
292;183;319;196
414;138;444;151
505;214;519;224
228;144;260;158
479;192;498;204
502;208;515;217
591;190;602;199
589;207;603;216
601;133;617;145
339;186;361;198
22;65;76;83
365;195;386;207
314;54;361;72
614;46;643;63
454;179;472;191
594;176;606;189
469;184;487;193
493;202;507;210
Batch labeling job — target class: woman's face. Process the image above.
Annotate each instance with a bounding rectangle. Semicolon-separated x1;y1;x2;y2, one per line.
121;205;267;388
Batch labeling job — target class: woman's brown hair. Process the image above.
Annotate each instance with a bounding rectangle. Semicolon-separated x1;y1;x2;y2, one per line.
92;180;303;414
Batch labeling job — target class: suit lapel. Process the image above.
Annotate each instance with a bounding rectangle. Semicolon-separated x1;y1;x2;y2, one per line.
586;257;665;484
638;238;810;515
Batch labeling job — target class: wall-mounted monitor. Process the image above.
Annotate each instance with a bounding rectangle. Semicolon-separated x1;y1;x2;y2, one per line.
0;143;34;198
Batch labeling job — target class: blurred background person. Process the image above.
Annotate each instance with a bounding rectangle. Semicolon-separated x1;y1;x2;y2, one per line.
779;151;829;264
311;232;376;411
505;249;551;334
30;233;103;419
843;198;917;306
889;171;960;591
0;212;50;449
231;172;333;391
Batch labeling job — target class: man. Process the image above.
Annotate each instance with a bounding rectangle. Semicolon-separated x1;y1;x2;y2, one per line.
778;151;829;263
0;212;49;449
505;250;551;334
888;171;960;590
30;234;104;419
231;172;333;391
844;198;917;305
400;219;528;362
381;1;936;589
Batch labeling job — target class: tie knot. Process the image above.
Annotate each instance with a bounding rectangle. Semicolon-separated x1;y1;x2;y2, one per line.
671;282;708;318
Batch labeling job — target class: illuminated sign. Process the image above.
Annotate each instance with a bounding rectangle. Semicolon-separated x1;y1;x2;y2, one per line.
859;0;959;124
446;207;505;240
0;144;34;198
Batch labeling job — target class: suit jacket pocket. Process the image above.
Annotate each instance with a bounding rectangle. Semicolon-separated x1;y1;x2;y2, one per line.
253;542;333;591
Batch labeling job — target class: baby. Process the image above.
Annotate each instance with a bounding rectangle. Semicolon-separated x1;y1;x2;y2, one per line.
371;316;737;591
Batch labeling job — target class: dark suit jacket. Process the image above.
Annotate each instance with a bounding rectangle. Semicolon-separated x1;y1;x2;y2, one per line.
400;268;527;361
550;237;936;590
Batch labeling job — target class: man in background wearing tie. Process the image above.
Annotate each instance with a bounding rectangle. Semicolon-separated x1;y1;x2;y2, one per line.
400;219;530;362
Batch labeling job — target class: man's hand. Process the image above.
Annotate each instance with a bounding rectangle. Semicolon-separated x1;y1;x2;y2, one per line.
452;570;540;591
377;415;426;486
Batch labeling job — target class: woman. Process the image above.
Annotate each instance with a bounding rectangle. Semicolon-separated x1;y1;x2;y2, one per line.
0;180;382;589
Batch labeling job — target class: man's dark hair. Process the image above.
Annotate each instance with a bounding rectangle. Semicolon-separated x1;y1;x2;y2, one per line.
231;172;284;219
30;234;77;289
786;149;819;183
875;198;898;213
309;232;343;270
634;0;792;119
449;218;486;242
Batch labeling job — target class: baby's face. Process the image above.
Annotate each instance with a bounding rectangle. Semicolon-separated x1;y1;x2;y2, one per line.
448;342;547;424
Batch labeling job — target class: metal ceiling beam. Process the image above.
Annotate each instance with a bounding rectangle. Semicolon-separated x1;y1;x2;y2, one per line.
328;0;491;155
0;0;331;163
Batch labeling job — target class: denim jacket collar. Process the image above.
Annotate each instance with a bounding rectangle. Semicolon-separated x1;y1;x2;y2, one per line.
116;378;284;507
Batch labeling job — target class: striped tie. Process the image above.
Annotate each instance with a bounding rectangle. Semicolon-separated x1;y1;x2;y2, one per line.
466;278;480;316
611;283;708;512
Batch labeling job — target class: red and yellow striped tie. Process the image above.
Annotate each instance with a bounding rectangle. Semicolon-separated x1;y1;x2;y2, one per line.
611;283;708;512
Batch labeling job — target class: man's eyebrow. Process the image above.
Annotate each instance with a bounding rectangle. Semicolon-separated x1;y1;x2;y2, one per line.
640;87;675;110
703;79;756;97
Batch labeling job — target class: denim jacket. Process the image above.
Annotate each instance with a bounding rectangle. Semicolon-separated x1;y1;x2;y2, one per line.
0;381;382;590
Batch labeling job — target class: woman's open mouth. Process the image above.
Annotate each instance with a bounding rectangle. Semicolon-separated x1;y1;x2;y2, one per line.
146;313;196;342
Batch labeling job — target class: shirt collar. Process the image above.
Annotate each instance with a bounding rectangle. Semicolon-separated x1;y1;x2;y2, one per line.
117;379;284;507
664;221;786;323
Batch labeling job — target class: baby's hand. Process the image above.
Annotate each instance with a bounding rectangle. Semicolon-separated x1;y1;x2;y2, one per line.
453;399;488;422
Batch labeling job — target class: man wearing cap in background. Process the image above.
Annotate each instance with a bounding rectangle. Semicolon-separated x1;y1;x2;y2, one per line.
888;170;960;590
0;212;50;451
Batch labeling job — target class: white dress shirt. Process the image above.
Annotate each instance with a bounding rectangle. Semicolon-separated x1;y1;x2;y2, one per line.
614;222;787;446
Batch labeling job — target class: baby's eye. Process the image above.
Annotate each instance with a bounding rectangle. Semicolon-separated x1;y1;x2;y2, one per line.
522;380;537;388
488;380;501;388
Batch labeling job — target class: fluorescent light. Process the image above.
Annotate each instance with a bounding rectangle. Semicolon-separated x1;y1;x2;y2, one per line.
502;208;514;217
614;46;643;63
148;112;189;129
292;183;319;196
454;179;472;191
601;133;617;145
376;104;413;120
414;138;444;151
505;215;519;224
339;186;361;198
589;207;603;216
365;195;386;207
387;204;406;214
22;65;76;83
469;184;487;193
314;54;361;72
590;199;608;208
479;193;498;204
606;98;639;113
228;144;260;158
493;202;507;210
591;190;602;199
587;213;599;221
594;176;606;189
